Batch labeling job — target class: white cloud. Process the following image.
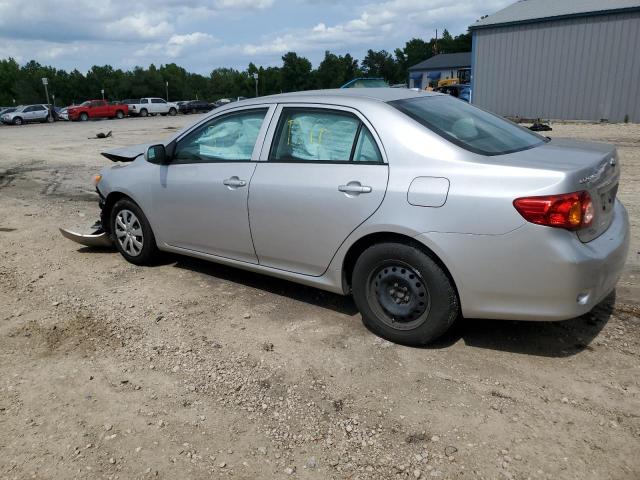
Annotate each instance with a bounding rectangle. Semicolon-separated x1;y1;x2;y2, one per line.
240;0;510;59
0;0;512;72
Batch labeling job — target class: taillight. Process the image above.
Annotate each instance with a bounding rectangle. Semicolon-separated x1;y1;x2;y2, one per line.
514;191;594;230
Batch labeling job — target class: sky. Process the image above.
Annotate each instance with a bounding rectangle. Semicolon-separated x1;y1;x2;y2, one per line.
0;0;512;73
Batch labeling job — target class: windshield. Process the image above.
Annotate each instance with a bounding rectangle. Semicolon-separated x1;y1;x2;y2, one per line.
80;101;91;107
389;95;547;156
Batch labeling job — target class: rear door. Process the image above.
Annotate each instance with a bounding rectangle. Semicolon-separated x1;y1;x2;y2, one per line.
248;104;389;276
151;98;167;114
30;105;47;121
91;100;108;118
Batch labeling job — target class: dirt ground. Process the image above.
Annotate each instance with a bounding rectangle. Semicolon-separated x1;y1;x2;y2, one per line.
0;116;638;480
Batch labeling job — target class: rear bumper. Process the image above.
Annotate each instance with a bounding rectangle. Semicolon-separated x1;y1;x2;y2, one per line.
415;200;630;321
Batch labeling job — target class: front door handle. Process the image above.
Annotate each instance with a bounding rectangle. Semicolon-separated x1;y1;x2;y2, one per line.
338;181;372;195
223;176;247;188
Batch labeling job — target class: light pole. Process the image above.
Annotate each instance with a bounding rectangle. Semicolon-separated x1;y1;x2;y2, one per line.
101;89;105;100
252;73;259;97
52;94;56;108
165;81;169;101
42;77;51;121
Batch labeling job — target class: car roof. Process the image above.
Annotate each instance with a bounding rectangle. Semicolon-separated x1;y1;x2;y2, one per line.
262;88;432;102
218;88;438;112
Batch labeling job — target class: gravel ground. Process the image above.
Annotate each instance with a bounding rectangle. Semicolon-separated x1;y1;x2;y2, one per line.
0;116;638;480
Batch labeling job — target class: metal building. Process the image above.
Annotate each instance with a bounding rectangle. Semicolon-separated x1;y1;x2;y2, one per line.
470;0;640;122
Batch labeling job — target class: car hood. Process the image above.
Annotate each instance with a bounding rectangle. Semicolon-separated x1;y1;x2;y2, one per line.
101;143;150;162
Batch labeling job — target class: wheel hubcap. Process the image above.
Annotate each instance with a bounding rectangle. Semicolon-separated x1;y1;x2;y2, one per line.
115;209;144;257
368;263;431;330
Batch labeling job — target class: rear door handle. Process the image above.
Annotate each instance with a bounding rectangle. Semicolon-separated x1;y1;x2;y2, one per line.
223;176;247;188
338;181;372;194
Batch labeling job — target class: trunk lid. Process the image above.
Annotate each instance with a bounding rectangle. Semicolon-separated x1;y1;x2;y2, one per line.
497;138;620;242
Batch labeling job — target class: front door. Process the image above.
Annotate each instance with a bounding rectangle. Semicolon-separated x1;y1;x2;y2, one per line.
151;106;272;263
249;106;389;276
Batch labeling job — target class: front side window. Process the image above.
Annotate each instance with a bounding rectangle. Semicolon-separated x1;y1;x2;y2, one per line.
173;109;268;163
151;98;165;104
270;108;382;163
389;95;547;156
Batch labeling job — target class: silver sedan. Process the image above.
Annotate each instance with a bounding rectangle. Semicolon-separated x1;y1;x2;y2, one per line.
65;89;630;345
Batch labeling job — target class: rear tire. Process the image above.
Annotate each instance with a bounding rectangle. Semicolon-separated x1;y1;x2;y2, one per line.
111;199;158;266
352;242;459;346
139;108;148;117
115;110;124;119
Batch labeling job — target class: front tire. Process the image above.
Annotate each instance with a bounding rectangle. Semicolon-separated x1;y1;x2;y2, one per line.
111;199;158;265
352;242;459;346
115;110;124;119
80;112;89;121
169;108;177;116
13;117;23;125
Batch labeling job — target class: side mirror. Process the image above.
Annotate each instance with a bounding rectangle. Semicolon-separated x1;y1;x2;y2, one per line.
146;144;168;165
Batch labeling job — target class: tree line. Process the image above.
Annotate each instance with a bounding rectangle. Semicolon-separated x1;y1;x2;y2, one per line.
0;30;470;107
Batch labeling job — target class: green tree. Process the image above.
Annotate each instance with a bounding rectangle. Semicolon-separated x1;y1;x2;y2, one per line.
315;51;360;89
280;52;312;92
361;49;401;83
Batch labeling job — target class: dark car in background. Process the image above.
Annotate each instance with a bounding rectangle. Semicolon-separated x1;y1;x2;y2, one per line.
179;100;213;114
434;84;471;102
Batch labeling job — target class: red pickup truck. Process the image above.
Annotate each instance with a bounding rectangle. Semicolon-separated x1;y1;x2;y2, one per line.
66;100;128;121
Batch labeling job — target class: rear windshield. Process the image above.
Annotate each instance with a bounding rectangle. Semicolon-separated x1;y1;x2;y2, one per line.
389;95;547;156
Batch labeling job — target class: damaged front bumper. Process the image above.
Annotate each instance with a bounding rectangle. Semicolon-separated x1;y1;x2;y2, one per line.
59;221;114;248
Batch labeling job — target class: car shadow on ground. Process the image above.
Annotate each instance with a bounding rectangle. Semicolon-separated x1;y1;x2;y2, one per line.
77;247;613;357
173;255;615;357
430;292;615;358
172;255;360;316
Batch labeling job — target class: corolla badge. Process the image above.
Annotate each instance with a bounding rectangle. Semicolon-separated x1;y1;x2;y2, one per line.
579;158;615;184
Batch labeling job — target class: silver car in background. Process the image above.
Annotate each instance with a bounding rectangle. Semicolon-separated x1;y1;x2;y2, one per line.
75;89;629;345
1;104;52;125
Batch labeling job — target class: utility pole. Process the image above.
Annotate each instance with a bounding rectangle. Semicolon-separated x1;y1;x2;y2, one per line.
165;81;169;101
434;29;438;55
101;88;105;100
253;73;259;97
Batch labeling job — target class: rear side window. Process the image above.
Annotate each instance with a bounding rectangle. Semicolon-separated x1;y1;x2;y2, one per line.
270;108;382;163
151;98;166;104
389;95;547;156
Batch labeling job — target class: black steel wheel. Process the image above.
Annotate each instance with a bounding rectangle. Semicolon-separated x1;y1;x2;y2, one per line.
367;261;431;331
352;242;459;345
